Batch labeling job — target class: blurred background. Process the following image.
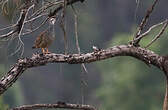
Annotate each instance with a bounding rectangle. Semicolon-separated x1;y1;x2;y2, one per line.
0;0;168;110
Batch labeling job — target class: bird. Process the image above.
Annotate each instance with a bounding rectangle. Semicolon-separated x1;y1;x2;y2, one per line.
32;30;54;54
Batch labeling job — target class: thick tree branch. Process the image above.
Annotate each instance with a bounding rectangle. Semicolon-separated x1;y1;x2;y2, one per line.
0;44;165;95
11;102;96;110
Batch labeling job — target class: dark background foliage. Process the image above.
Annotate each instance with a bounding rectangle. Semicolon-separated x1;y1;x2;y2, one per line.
0;0;168;109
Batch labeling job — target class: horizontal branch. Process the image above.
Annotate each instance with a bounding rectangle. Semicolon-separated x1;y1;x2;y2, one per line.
0;45;165;95
11;102;96;110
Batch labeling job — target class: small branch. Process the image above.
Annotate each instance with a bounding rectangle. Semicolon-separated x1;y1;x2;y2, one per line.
0;45;164;95
60;11;68;55
11;102;97;110
25;13;48;24
145;20;168;48
72;5;81;53
0;3;30;39
48;0;86;17
29;0;63;18
72;5;88;73
132;0;159;46
134;19;168;41
17;4;35;56
0;30;17;39
22;17;49;36
0;24;16;31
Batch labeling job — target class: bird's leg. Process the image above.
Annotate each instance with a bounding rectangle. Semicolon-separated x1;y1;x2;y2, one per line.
46;48;50;53
42;48;45;54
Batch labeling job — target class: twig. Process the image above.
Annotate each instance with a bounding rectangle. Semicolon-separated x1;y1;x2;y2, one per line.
25;13;48;24
132;0;159;46
0;6;28;39
11;102;97;110
0;24;16;31
60;0;68;54
60;14;68;54
71;5;88;74
48;0;86;17
134;19;168;41
29;0;63;19
0;30;17;39
17;4;35;57
145;20;168;48
72;5;80;53
22;17;49;36
71;5;88;104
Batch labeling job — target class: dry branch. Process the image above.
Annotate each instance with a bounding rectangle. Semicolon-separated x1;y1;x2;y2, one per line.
134;19;168;42
0;3;30;39
132;0;159;46
0;0;168;110
11;102;96;110
0;0;86;39
145;20;168;48
0;44;165;95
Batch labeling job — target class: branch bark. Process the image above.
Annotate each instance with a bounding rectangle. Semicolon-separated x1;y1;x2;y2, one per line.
11;102;96;110
0;44;165;95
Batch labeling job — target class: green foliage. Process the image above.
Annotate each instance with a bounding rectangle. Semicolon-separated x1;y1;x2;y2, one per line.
0;97;8;110
95;28;167;110
3;82;25;107
0;63;25;107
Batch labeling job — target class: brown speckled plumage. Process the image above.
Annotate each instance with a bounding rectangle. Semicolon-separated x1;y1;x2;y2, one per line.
32;30;54;53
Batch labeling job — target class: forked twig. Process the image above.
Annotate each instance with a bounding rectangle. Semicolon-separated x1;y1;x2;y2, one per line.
132;0;159;46
20;5;35;56
145;20;168;48
134;19;168;41
22;17;49;36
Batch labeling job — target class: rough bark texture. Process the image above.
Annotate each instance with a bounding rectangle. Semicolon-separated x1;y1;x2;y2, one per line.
1;0;167;110
11;102;96;110
0;44;165;95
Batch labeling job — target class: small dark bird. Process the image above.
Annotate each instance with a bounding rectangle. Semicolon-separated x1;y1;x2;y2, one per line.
32;30;54;54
